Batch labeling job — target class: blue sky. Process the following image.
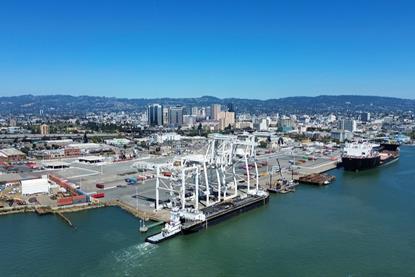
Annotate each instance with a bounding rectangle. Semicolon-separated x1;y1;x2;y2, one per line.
0;0;414;99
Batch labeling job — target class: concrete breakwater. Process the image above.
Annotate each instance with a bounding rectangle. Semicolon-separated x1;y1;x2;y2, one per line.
0;203;103;216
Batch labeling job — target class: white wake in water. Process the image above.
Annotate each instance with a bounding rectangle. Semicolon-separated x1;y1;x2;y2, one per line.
113;242;158;264
81;242;159;277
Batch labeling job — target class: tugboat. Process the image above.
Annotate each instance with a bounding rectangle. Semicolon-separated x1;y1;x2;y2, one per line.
341;141;400;171
145;207;182;243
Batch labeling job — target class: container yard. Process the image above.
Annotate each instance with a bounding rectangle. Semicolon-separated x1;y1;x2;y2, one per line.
0;133;341;241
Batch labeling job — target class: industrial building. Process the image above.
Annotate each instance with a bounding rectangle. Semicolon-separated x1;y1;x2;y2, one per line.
21;176;50;195
0;148;26;162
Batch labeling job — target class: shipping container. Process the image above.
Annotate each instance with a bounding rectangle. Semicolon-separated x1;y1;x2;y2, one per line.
73;198;86;204
163;171;172;177
91;192;105;198
125;176;137;185
57;197;73;206
72;195;86;201
72;195;86;204
49;174;78;196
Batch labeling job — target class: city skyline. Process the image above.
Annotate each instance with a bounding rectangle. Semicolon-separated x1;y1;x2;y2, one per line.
1;0;415;99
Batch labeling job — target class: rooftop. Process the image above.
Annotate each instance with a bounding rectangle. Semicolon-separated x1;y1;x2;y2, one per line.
0;148;25;156
41;160;71;167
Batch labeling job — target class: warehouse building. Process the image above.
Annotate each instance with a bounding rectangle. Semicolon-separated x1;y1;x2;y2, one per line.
21;176;50;195
0;148;26;162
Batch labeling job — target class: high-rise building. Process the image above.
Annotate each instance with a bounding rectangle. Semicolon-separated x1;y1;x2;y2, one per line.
211;104;221;120
327;114;336;123
183;115;196;127
200;107;206;118
206;106;211;119
361;112;371;123
168;106;184;127
40;124;49;135
191;107;199;116
9;118;16;127
254;118;269;131
183;106;191;116
147;104;163;126
338;119;356;132
277;118;296;132
162;107;169;126
217;111;235;130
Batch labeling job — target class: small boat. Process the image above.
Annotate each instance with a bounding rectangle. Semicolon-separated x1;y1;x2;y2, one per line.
145;207;182;244
139;220;148;233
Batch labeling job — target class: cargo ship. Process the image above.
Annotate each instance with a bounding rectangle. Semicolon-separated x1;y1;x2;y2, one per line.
341;141;400;171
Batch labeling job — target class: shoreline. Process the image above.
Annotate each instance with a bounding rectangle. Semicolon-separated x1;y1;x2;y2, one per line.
0;200;170;222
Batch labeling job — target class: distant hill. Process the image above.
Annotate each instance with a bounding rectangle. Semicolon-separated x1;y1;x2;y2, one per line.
0;94;414;116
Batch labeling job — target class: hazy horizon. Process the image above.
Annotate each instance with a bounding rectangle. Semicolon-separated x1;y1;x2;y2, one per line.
1;93;414;101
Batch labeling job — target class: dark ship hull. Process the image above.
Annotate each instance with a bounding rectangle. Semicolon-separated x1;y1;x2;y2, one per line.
181;194;269;234
342;143;400;172
342;156;381;171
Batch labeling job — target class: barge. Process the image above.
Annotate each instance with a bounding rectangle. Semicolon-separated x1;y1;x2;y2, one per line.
145;192;269;243
182;192;269;234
